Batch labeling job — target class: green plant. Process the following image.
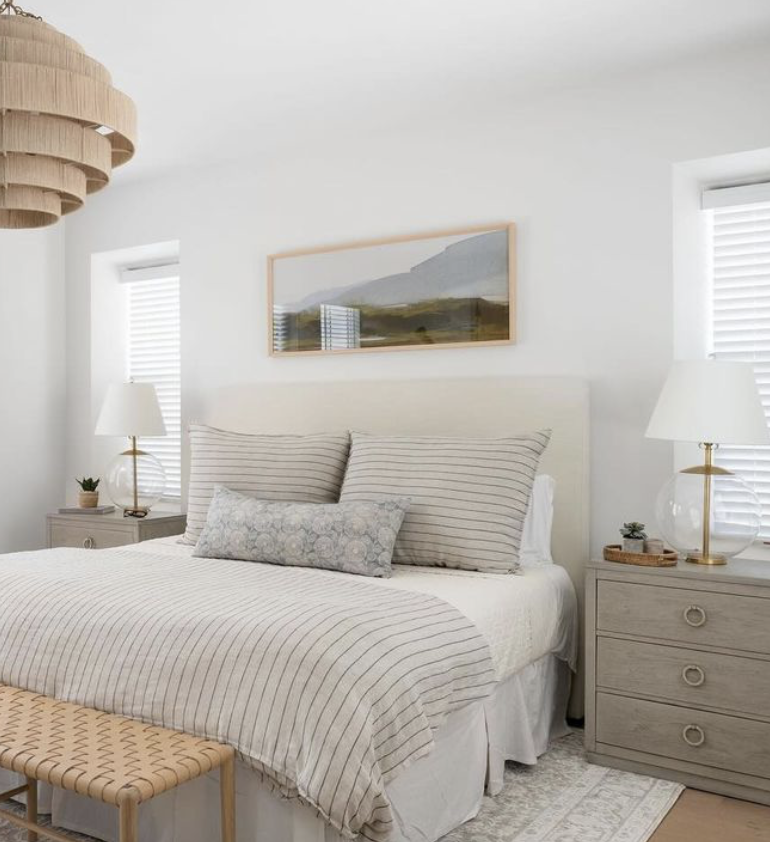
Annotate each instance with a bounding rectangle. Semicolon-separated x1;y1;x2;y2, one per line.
620;521;646;540
76;477;100;492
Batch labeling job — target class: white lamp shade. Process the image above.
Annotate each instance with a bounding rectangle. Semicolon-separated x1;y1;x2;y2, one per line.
646;360;769;445
95;383;167;438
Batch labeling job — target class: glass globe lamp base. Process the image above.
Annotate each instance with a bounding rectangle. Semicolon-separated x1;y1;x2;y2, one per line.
655;445;761;567
104;446;166;519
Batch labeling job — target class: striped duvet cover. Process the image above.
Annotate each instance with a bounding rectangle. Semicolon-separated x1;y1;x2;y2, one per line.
0;546;497;841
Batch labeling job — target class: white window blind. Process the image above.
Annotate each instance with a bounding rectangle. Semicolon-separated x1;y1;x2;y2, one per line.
709;200;770;535
126;273;182;499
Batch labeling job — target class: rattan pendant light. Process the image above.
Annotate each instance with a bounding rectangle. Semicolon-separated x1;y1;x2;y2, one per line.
0;1;136;228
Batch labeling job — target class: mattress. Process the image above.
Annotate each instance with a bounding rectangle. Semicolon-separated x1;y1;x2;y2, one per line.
143;536;579;681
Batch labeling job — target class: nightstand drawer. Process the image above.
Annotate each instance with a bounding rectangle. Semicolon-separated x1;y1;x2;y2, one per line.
597;580;770;655
596;693;770;780
597;637;770;718
49;524;133;550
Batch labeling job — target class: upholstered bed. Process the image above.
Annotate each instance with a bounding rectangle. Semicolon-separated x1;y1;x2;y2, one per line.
0;539;576;842
0;376;589;842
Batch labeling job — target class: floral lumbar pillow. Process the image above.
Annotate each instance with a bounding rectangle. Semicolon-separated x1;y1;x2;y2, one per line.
193;485;411;577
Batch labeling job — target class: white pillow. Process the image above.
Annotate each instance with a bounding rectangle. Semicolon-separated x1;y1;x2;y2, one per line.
519;475;555;566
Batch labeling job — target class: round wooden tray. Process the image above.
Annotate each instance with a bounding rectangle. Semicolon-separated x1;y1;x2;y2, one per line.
603;544;679;567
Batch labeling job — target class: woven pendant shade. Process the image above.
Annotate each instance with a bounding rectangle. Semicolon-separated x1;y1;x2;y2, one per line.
0;3;136;228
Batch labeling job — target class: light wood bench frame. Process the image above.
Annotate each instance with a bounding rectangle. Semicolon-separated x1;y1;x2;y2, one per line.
0;686;235;842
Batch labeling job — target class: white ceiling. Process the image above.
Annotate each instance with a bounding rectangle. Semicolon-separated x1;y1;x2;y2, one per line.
27;0;770;181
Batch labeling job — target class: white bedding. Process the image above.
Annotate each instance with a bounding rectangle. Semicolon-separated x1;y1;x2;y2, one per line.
0;542;504;842
374;565;576;679
0;537;578;842
145;536;578;682
40;656;571;842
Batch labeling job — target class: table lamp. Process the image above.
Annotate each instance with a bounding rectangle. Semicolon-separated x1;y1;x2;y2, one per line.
646;360;769;564
95;382;167;518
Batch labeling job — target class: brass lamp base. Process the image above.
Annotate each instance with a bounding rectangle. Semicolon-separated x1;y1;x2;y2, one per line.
124;436;147;519
680;442;731;567
122;508;148;519
686;551;727;566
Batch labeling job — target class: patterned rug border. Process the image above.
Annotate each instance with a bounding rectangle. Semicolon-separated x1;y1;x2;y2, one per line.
444;732;684;842
513;760;683;842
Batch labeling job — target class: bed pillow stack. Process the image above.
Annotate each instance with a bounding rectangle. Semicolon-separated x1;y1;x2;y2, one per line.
182;425;351;545
519;474;556;567
338;430;551;574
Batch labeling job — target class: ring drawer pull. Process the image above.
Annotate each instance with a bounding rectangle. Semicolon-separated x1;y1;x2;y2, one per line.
682;664;706;687
682;724;705;747
683;605;707;627
83;537;95;550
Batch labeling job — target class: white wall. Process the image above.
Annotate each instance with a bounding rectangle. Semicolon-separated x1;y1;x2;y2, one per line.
0;226;66;551
64;43;770;555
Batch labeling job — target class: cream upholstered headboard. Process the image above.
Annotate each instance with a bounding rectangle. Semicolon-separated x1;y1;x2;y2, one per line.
199;376;590;594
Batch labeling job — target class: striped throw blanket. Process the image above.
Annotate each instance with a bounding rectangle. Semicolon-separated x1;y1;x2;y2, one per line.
0;547;497;840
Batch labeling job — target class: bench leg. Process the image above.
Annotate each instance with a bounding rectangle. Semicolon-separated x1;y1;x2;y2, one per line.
119;800;138;842
220;757;235;842
25;778;37;842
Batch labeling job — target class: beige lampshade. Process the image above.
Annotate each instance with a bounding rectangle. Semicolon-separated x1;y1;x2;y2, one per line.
646;360;769;445
95;383;166;438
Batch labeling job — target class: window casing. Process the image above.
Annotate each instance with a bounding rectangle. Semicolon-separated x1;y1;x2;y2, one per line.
126;274;182;500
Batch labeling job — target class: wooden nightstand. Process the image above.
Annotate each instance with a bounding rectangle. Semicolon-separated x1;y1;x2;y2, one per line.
585;557;770;806
47;510;186;550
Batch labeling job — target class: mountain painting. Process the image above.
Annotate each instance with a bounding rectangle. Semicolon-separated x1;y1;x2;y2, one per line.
268;224;515;355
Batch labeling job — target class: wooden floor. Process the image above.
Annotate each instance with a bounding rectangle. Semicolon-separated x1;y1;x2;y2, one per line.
650;789;770;842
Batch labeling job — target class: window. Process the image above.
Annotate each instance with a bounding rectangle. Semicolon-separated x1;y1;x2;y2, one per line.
126;271;181;499
707;194;770;534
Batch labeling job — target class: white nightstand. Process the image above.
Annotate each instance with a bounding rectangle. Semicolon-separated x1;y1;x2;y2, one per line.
585;556;770;806
47;510;186;550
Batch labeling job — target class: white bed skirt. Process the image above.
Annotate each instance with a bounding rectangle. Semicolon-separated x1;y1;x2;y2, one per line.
2;655;570;842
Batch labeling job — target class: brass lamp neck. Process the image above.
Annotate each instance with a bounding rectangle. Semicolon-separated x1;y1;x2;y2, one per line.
122;435;147;519
686;442;727;566
681;442;732;476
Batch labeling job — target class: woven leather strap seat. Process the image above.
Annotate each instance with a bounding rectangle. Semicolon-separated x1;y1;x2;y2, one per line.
0;685;235;842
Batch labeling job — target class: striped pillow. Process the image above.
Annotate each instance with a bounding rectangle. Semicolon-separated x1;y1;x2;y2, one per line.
182;425;350;545
339;430;551;574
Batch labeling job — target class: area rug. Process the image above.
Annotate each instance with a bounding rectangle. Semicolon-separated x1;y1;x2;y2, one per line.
444;732;683;842
0;733;682;841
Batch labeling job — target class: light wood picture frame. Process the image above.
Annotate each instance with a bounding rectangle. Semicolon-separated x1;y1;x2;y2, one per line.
267;223;516;356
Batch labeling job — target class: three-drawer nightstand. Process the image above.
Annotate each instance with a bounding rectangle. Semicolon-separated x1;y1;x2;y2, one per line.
585;557;770;806
47;510;186;550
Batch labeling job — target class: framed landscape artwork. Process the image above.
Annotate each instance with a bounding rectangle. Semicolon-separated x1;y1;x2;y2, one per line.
268;223;515;355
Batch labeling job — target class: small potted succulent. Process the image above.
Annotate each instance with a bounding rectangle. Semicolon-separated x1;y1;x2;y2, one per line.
76;477;100;508
620;521;647;554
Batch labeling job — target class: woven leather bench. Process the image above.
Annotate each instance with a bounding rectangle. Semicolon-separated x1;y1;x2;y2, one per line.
0;686;235;842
